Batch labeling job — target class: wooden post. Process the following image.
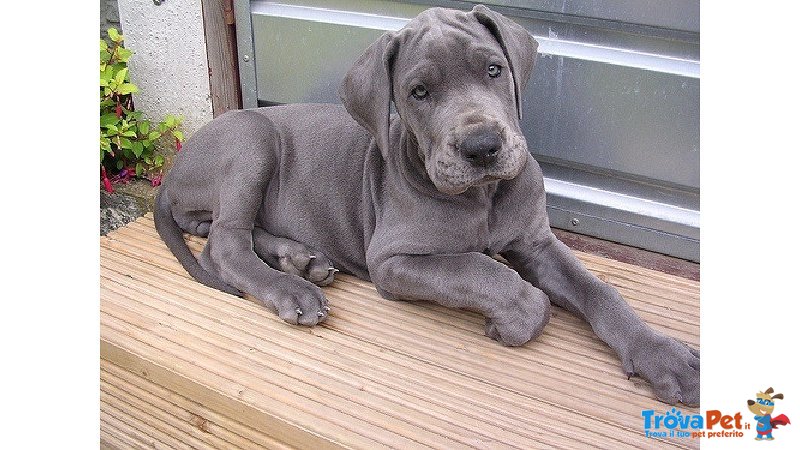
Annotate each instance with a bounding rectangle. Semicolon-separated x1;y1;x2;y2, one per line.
201;0;242;116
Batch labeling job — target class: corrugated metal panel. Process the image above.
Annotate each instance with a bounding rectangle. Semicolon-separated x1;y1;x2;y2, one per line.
235;0;700;260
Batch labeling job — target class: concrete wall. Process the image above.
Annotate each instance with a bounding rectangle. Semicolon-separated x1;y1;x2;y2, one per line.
117;0;213;137
100;0;121;39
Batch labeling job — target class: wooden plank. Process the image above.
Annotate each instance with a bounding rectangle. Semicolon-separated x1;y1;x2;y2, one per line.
102;360;295;449
103;221;696;408
102;365;258;449
101;332;383;450
101;401;176;450
100;273;505;450
100;264;576;449
100;247;631;449
201;0;242;116
101;221;700;446
100;417;154;450
102;385;220;450
101;216;700;449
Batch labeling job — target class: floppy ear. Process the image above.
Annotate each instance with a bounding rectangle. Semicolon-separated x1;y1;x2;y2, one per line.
772;393;784;400
338;31;400;159
766;387;775;394
472;4;538;119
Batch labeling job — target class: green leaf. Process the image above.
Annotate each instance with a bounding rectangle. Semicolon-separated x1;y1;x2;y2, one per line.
100;49;111;64
144;156;152;164
117;47;133;62
100;40;108;50
136;163;143;176
106;124;119;134
115;67;128;85
172;130;184;141
117;83;138;95
154;154;165;167
100;66;114;82
164;115;176;128
132;141;144;158
100;136;112;154
118;137;133;149
148;131;161;141
122;130;137;138
138;121;150;136
100;113;119;127
116;160;124;170
107;28;122;43
111;62;126;73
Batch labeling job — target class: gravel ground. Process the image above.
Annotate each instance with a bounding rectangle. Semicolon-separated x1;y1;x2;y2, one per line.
100;190;146;235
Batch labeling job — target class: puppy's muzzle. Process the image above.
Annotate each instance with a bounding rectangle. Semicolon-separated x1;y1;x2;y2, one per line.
458;127;502;168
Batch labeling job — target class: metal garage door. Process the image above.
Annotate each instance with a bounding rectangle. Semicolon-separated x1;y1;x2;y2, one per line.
233;0;700;261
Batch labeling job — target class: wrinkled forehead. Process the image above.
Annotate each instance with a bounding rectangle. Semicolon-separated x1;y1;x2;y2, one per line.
393;9;505;83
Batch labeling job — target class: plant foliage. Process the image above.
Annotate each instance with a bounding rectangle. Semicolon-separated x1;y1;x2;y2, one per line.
100;28;183;191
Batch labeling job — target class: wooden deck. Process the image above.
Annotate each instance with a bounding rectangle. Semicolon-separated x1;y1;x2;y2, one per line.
100;214;700;449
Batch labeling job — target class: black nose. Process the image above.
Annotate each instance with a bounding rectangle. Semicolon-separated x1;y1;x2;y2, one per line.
459;129;502;167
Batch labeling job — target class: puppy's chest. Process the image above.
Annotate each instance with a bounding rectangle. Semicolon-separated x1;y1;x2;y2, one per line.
377;189;508;255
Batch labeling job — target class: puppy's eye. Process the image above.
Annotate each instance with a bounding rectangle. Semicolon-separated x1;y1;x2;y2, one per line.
488;64;502;78
411;85;429;100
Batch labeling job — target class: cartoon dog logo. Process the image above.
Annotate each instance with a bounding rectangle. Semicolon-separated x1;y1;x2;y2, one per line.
747;387;791;440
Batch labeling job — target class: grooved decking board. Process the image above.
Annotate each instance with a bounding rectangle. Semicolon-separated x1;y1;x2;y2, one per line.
100;214;700;449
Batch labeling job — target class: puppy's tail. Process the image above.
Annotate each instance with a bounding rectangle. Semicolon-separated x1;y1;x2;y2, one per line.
154;189;242;297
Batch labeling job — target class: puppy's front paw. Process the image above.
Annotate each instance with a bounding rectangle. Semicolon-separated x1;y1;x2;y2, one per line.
624;329;700;406
263;277;330;326
485;286;550;346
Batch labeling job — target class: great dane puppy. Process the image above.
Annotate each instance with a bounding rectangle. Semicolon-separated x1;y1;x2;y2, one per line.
155;5;699;405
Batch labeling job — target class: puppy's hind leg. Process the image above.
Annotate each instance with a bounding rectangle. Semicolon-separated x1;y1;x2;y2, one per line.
204;115;329;325
253;227;337;286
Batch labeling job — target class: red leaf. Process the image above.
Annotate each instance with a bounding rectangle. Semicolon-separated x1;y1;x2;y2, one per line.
151;174;162;187
115;102;122;118
175;138;182;152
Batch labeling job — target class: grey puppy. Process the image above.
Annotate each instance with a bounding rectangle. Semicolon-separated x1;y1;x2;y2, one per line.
155;5;699;405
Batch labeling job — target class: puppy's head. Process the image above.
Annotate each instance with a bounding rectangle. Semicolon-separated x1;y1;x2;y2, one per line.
339;5;538;194
747;387;783;415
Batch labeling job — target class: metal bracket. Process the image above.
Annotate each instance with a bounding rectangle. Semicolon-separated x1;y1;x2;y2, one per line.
233;0;258;108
